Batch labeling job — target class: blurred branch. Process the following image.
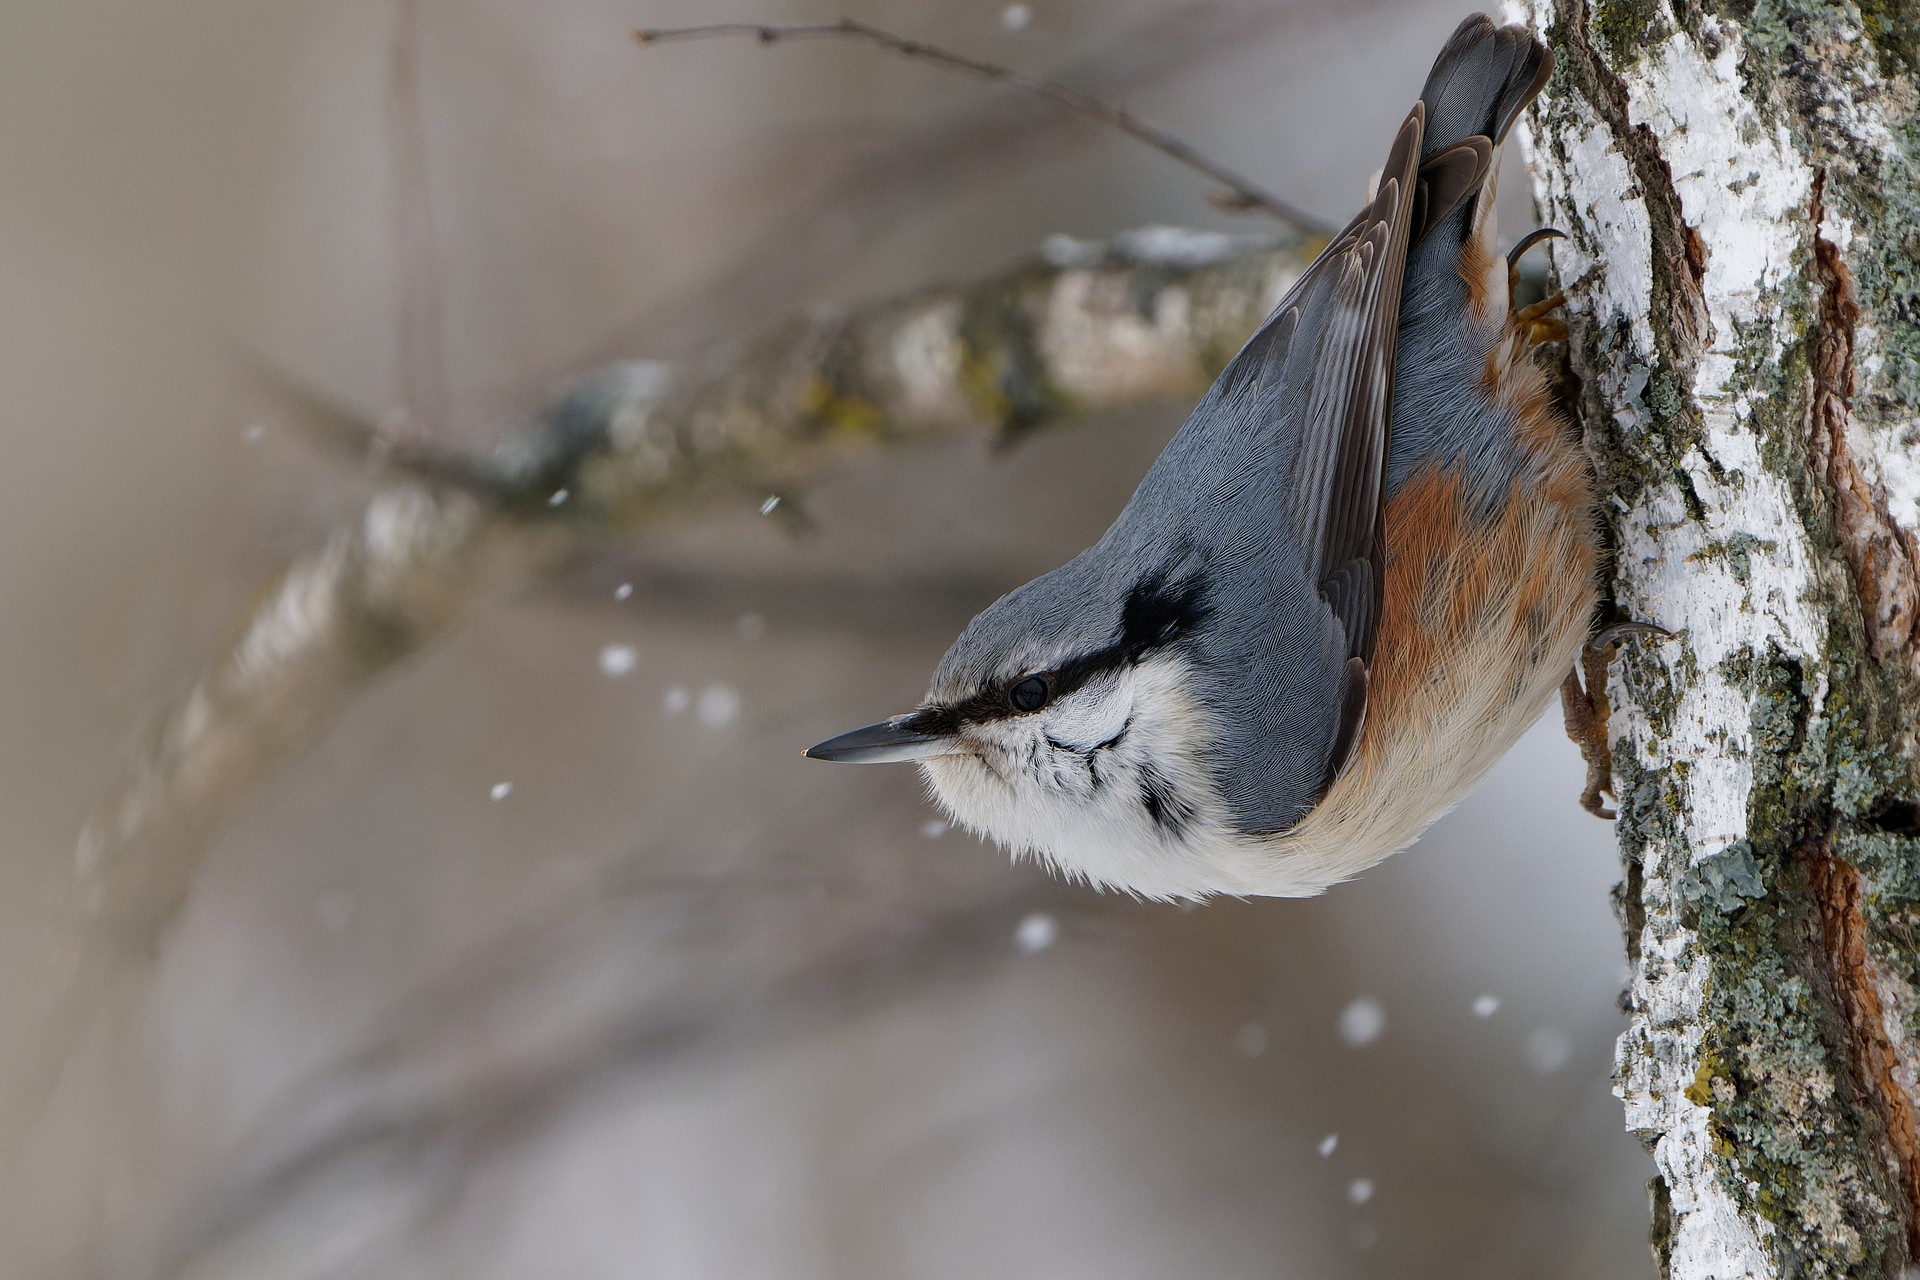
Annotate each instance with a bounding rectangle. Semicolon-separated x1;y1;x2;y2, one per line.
75;226;1309;943
633;18;1333;237
73;488;557;934
151;882;1066;1278
557;0;1348;390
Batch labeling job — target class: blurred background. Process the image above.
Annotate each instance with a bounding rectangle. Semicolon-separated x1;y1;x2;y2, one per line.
0;0;1656;1276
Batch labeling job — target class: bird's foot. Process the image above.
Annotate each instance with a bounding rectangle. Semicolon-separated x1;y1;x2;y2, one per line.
1514;291;1568;347
1591;619;1671;650
1560;661;1614;820
1508;228;1568;348
1561;618;1670;819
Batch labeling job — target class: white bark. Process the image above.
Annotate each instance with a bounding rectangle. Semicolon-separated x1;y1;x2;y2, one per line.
1519;0;1920;1273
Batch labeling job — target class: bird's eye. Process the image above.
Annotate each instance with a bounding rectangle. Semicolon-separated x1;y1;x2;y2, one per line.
1008;675;1052;713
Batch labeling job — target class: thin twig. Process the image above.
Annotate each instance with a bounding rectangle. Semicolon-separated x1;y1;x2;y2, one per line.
513;0;1307;402
389;0;449;437
632;18;1333;238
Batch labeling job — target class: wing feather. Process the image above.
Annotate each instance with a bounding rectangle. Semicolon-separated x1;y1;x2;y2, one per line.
1130;103;1426;827
1268;108;1421;781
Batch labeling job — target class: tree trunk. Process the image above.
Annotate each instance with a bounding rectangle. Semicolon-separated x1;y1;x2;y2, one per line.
1519;0;1920;1273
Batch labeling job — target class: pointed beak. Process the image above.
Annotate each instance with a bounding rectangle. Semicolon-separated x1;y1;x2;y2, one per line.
804;715;964;764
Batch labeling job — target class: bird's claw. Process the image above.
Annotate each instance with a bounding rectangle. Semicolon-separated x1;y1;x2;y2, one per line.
1514;291;1568;347
1561;616;1668;818
1560;666;1615;819
1589;619;1671;653
1507;228;1569;348
1506;226;1567;274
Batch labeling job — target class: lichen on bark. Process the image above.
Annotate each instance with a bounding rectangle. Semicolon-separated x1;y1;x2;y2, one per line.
1520;0;1920;1272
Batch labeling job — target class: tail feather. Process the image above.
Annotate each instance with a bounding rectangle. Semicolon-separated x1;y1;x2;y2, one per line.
1403;16;1550;250
1410;137;1492;244
1384;16;1553;499
1418;15;1551;159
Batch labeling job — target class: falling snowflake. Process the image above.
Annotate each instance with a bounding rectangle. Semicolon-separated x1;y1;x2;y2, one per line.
663;686;691;715
758;495;781;516
1318;1134;1339;1158
1338;997;1385;1047
1013;911;1058;954
921;820;948;839
599;644;639;677
1527;1027;1572;1074
490;781;513;801
697;684;740;727
614;582;633;601
1001;3;1032;30
1472;994;1501;1018
737;612;766;641
1347;1178;1375;1206
548;488;570;507
1236;1022;1270;1058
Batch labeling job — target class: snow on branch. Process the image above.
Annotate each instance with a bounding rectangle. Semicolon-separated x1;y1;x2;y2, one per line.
74;228;1309;942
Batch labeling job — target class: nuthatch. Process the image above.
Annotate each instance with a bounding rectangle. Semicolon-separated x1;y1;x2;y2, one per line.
807;16;1597;900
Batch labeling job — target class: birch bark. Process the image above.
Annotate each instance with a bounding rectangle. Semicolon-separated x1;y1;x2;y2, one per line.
1519;0;1920;1273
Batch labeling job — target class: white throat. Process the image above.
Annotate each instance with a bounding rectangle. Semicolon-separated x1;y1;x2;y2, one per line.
919;654;1278;900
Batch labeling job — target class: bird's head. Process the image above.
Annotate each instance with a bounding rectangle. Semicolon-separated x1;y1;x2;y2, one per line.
807;566;1250;899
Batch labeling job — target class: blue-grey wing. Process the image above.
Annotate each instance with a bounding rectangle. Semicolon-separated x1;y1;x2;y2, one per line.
1201;106;1425;825
1093;99;1490;832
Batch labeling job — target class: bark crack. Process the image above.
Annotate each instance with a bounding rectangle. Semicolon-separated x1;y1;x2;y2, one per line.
1809;171;1920;669
1555;0;1709;374
1804;837;1920;1259
1534;0;1920;1269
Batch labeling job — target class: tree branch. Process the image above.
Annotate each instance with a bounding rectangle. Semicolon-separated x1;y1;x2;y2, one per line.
75;226;1308;944
632;19;1334;237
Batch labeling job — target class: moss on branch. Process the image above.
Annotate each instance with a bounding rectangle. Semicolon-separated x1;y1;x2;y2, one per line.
75;228;1308;943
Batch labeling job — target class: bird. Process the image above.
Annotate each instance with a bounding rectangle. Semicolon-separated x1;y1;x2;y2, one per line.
805;15;1598;900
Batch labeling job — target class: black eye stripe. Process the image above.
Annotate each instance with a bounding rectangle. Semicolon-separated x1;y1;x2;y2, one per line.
1046;571;1210;698
920;570;1208;730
